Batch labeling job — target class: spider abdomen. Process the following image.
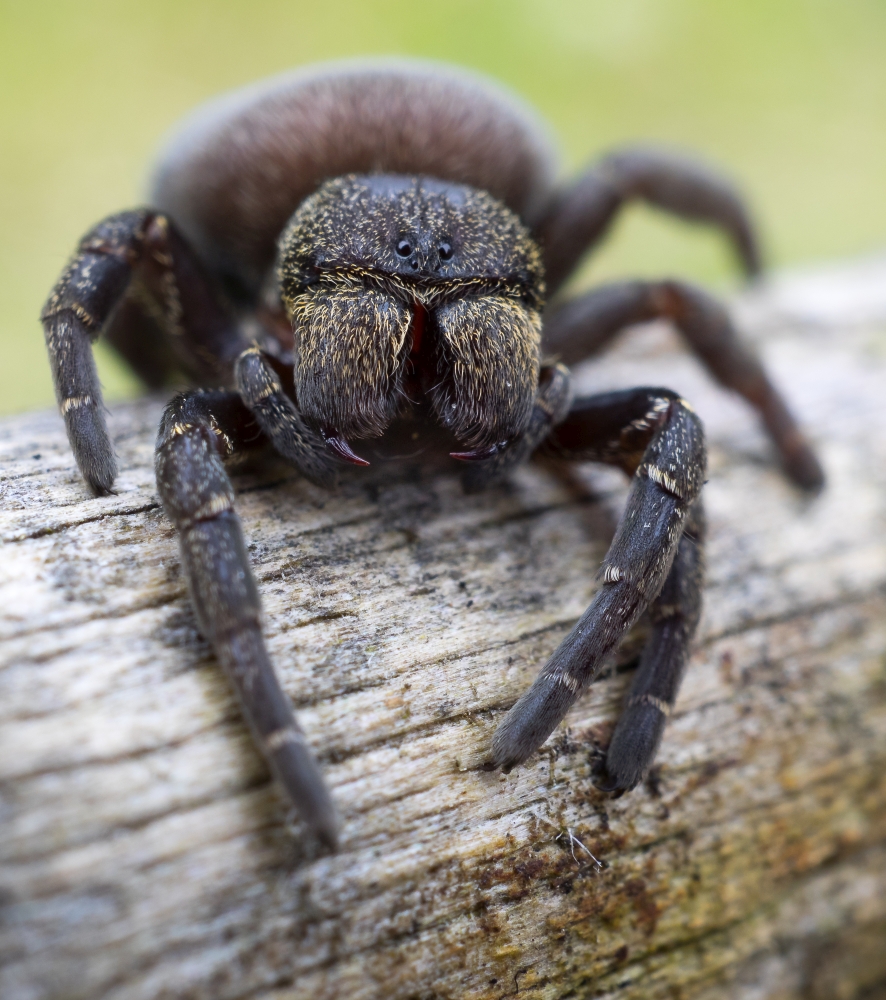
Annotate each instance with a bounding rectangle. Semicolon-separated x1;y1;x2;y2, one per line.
150;61;557;298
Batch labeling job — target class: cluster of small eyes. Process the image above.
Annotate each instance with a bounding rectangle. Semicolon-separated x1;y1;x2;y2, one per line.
395;239;454;260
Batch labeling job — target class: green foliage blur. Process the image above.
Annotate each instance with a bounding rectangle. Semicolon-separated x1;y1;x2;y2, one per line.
2;0;885;415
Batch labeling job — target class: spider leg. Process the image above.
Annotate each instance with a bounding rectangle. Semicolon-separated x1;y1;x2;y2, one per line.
41;210;247;493
536;147;762;297
155;389;338;848
489;388;705;777
598;498;705;791
102;296;182;391
542;280;824;490
234;346;338;487
540;391;706;790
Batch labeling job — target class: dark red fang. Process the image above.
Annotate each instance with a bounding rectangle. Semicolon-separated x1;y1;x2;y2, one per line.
450;442;506;462
322;427;370;466
410;304;427;355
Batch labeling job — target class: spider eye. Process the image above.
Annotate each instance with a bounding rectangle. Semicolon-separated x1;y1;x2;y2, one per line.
438;242;453;261
396;240;413;258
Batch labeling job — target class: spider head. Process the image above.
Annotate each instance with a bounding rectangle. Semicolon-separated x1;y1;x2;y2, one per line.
276;175;545;459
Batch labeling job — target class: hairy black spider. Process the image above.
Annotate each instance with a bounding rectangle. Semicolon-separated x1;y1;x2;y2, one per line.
41;60;823;849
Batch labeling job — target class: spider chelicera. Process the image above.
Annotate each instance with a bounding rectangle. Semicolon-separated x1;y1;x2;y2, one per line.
41;61;823;848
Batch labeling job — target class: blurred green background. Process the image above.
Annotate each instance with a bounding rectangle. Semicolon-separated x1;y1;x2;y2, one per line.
2;0;885;416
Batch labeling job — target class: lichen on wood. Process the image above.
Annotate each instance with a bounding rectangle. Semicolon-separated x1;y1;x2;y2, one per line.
2;258;886;1000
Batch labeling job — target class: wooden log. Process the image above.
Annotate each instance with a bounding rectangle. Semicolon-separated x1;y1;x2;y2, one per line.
2;257;886;1000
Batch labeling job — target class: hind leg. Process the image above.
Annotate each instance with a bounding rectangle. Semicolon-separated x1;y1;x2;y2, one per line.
536;146;762;296
542;280;824;490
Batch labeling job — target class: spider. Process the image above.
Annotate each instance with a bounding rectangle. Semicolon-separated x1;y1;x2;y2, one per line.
41;60;823;850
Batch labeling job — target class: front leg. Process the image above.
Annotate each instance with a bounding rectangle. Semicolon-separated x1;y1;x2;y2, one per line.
155;389;338;848
41;210;246;493
489;388;705;781
599;498;705;791
235;345;339;487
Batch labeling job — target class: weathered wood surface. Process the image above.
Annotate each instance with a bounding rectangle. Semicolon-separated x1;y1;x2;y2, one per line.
2;257;886;1000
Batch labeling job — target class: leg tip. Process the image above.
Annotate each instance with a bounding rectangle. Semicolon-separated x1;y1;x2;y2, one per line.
290;795;340;854
83;458;118;495
272;742;341;852
774;426;825;492
310;816;340;853
591;760;636;797
487;673;575;772
66;407;118;494
85;468;118;496
784;448;826;493
594;700;668;794
485;740;524;774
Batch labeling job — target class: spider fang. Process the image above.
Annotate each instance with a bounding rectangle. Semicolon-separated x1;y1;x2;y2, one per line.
322;427;370;466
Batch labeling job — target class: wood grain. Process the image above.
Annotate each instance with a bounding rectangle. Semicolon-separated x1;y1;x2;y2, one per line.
2;257;886;1000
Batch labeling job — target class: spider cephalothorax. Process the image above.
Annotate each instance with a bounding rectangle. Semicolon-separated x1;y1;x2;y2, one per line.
277;174;545;460
41;61;823;849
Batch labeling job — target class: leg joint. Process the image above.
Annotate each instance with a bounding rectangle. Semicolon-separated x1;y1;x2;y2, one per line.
628;693;672;717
